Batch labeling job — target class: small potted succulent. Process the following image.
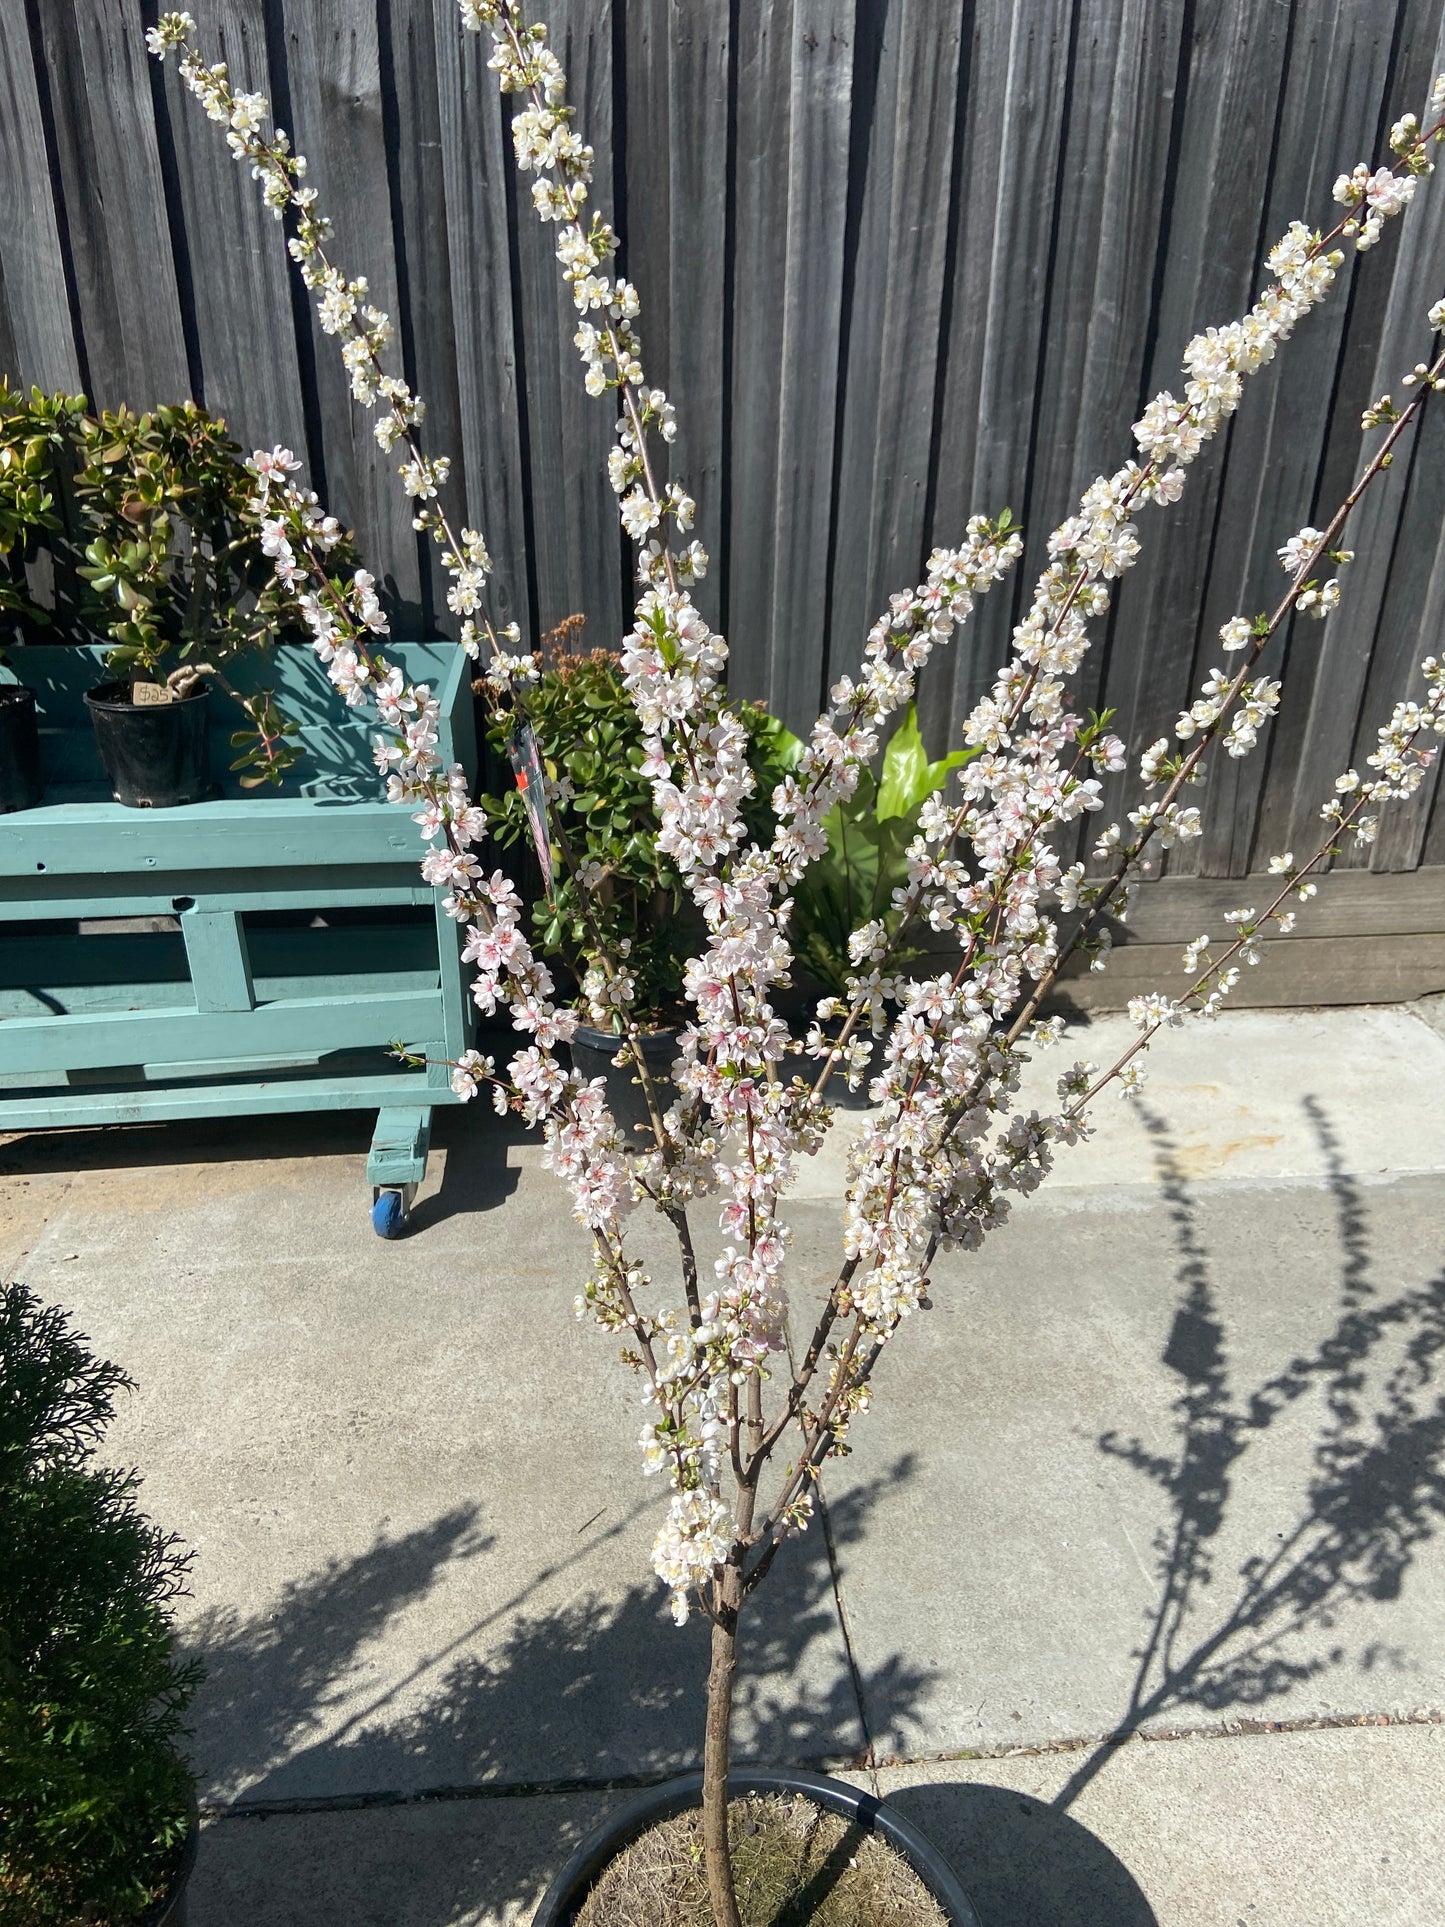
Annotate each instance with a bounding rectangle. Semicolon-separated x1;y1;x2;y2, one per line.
480;619;792;1136
0;1282;201;1925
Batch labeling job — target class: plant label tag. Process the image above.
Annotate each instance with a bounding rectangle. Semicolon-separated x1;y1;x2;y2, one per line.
131;681;175;706
506;719;556;895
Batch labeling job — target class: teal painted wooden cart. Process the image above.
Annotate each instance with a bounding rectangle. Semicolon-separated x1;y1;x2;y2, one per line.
0;643;474;1236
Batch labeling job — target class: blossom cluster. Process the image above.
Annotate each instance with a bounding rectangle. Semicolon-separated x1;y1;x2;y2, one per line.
156;6;1445;1627
1103;653;1445;1087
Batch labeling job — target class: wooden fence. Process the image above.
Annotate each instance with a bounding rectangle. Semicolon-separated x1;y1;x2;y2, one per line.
4;0;1445;1000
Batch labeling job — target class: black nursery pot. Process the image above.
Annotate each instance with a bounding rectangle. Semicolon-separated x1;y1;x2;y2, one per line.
532;1766;982;1927
138;1797;199;1927
0;684;43;811
570;1023;682;1140
85;682;212;808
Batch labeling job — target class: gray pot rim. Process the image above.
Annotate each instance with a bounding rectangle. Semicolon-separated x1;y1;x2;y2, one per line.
531;1766;980;1927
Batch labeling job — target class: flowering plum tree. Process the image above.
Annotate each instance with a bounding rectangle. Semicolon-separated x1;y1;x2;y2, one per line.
149;8;1445;1921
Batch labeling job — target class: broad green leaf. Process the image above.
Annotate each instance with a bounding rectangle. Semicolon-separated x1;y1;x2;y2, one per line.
749;709;807;772
877;702;977;818
877;704;930;820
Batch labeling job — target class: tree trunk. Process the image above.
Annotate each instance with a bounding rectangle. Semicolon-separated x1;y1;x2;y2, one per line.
702;1579;743;1927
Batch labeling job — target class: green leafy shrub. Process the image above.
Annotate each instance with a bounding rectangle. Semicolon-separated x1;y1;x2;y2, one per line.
761;704;973;997
0;1284;199;1925
482;620;793;1026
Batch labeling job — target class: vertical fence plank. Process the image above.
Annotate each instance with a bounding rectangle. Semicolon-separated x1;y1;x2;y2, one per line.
761;0;855;731
0;278;18;392
625;0;671;397
384;0;465;636
1347;0;1445;876
277;0;423;624
510;0;624;650
1425;762;1445;867
32;0;190;409
927;0;1074;746
0;11;82;393
667;0;731;639
1092;0;1293;864
433;7;533;644
727;0;794;705
825;0;964;720
1366;396;1445;870
1025;0;1184;756
155;0;309;461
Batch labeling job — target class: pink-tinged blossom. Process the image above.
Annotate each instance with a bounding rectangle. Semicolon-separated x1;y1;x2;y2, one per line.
154;4;1445;1625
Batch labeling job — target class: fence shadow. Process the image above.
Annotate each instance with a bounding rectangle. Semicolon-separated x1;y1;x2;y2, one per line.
182;1459;933;1922
1051;1095;1445;1813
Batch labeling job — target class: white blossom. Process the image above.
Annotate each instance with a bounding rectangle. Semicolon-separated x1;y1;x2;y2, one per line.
155;6;1445;1631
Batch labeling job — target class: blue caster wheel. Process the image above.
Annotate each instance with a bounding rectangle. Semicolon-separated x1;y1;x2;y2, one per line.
371;1186;412;1238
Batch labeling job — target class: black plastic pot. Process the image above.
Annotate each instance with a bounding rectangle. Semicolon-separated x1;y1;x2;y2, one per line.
138;1797;199;1927
532;1766;981;1927
570;1023;682;1141
0;684;43;811
85;682;212;808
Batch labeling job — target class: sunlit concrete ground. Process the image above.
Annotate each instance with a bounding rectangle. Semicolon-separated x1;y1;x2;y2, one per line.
4;1000;1444;1925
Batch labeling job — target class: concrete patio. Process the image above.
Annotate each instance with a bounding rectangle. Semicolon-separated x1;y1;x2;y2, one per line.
4;1002;1444;1925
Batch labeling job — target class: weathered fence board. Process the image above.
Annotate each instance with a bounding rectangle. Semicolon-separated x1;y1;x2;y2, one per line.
825;0;963;701
930;0;1075;744
2;0;1443;919
1092;0;1293;856
0;11;83;395
156;0;310;470
278;0;425;621
432;6;533;643
665;0;729;641
32;0;192;406
727;0;795;704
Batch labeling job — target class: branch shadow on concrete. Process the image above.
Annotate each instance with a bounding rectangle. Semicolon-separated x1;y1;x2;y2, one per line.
1049;1095;1445;1813
884;1094;1445;1925
181;1460;934;1922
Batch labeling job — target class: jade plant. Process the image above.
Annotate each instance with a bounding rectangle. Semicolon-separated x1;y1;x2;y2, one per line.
71;401;360;784
0;1283;199;1925
0;383;361;784
156;7;1445;1924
